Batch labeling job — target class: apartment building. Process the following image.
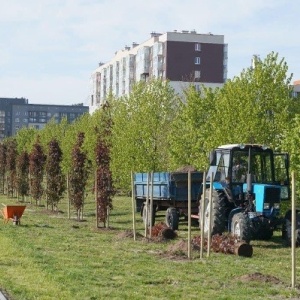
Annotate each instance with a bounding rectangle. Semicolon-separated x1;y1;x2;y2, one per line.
90;30;227;113
0;97;89;140
292;80;300;98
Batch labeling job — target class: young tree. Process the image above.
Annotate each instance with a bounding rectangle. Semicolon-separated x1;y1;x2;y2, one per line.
110;79;180;191
0;143;7;194
45;139;65;211
213;52;294;148
168;85;218;170
29;136;46;206
69;132;88;221
95;134;115;227
16;151;30;201
6;139;18;197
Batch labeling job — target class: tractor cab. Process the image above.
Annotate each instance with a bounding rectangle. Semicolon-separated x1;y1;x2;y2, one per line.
202;144;290;241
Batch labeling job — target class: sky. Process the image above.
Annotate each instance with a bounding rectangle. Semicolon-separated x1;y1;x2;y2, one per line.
0;0;299;106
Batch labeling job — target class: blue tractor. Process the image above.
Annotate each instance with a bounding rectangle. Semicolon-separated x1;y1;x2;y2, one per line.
201;144;292;242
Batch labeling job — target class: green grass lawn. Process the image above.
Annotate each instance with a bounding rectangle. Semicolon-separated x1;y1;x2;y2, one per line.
0;194;300;300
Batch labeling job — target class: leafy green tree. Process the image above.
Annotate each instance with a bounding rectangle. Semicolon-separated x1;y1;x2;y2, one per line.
168;85;218;170
213;52;294;149
110;79;180;191
39;117;69;153
6;138;18;197
15;127;38;154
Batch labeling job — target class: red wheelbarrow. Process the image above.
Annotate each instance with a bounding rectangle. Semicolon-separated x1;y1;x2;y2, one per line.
1;205;26;225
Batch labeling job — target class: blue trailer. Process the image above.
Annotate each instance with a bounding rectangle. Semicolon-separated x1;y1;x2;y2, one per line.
134;171;203;230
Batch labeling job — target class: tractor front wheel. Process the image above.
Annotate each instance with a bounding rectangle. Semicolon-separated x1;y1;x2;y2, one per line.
231;212;251;243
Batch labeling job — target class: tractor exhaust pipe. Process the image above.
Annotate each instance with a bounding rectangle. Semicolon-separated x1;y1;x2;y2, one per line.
247;147;253;194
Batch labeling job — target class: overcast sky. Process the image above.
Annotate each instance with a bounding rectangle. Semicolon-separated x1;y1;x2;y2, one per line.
0;0;298;105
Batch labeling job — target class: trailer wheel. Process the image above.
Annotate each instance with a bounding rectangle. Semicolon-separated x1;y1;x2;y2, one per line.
231;212;251;243
201;189;226;236
282;210;300;247
142;203;156;227
165;207;179;230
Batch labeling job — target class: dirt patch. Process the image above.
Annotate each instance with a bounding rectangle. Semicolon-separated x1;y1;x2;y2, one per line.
40;209;64;216
238;272;282;284
166;239;198;256
116;229;143;239
151;222;177;240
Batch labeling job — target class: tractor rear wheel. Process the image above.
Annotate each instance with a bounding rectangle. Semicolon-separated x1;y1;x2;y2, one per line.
165;207;179;230
282;210;300;247
231;212;251;243
201;189;226;237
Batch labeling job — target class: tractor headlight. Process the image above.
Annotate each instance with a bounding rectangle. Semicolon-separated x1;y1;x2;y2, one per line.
264;203;270;209
274;203;280;209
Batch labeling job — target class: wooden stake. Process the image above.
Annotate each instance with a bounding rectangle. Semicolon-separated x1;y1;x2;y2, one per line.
207;172;214;257
200;172;206;259
131;171;136;241
188;170;192;259
95;170;98;228
144;173;150;238
292;171;296;288
149;172;154;238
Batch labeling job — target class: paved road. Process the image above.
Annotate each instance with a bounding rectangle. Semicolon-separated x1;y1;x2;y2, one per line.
0;291;7;300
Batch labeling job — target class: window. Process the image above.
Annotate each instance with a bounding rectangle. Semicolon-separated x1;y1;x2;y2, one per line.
195;43;201;51
29;111;37;117
194;57;201;65
23;118;28;123
195;70;201;79
15;118;20;123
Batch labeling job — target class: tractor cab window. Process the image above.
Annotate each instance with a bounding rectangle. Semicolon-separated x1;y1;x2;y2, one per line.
232;149;273;183
252;152;272;183
232;151;248;182
207;151;229;182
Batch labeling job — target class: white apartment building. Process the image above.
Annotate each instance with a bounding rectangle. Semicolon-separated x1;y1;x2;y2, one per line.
90;30;227;113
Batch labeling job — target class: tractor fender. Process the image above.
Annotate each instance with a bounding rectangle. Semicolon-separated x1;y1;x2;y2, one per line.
228;208;243;231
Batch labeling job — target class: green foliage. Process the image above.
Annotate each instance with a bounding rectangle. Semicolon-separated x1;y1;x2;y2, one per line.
110;79;180;190
15;127;38;154
6;138;18;197
168;85;218;170
213;52;294;149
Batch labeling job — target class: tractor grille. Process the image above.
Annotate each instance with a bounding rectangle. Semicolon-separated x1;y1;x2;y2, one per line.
265;187;281;205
